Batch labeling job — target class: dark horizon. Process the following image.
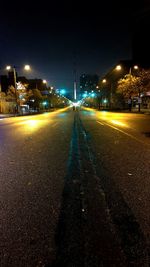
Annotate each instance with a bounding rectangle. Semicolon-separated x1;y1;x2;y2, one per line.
0;1;149;94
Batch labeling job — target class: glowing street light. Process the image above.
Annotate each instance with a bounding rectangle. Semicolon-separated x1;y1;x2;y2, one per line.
128;65;139;111
115;65;122;71
91;92;96;97
60;89;66;95
6;65;11;70
24;64;31;71
82;93;87;98
101;65;122;109
129;65;139;74
6;64;31;72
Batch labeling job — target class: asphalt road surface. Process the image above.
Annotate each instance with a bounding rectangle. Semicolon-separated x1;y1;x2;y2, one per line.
0;107;150;267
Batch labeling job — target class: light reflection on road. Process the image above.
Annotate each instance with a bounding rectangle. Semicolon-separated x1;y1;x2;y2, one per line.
109;119;127;127
0;107;69;134
97;111;129;128
17;118;48;133
84;108;129;128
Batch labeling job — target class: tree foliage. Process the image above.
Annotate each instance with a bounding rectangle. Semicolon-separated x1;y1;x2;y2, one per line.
117;74;140;99
117;69;150;99
137;69;150;93
7;86;16;97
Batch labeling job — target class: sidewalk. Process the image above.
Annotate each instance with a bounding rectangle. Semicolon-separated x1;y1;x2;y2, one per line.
0;108;60;119
0;112;34;119
121;108;150;115
0;113;17;119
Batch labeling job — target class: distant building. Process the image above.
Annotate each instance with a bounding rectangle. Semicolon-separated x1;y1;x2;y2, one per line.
0;71;20;92
18;76;29;85
0;74;48;93
80;74;99;98
0;75;8;93
27;79;47;90
8;71;18;87
0;71;18;92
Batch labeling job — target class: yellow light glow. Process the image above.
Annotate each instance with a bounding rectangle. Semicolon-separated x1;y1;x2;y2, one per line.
83;107;130;129
110;120;126;127
134;65;138;70
6;107;69;133
17;118;46;133
102;79;106;83
6;66;11;70
24;65;31;71
43;79;47;84
27;119;39;128
115;65;122;71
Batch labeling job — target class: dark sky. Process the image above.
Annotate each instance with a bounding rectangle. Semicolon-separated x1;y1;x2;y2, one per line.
0;1;137;94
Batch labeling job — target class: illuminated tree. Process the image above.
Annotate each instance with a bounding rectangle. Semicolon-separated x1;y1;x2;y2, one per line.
117;74;140;99
117;69;150;111
137;69;150;93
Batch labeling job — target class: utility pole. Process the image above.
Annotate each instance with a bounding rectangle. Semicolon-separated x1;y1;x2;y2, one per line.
73;51;77;101
74;73;77;101
13;66;18;113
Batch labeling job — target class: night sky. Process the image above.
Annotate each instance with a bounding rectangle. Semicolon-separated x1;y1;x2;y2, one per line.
0;1;143;95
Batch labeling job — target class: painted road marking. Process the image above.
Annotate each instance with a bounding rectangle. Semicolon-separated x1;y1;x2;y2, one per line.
96;120;150;146
51;122;58;127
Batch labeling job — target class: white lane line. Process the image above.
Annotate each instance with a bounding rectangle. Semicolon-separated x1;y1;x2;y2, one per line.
96;121;104;125
51;122;58;127
96;120;150;146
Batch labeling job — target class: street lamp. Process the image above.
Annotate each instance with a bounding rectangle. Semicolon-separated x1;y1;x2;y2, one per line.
102;79;107;83
60;89;66;95
24;65;31;71
101;65;122;109
6;66;11;71
6;64;31;113
129;65;139;75
102;78;112;106
42;79;48;90
115;65;122;71
128;65;139;111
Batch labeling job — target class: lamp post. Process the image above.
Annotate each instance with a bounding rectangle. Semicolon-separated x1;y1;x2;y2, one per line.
129;65;139;75
102;78;113;109
110;65;122;109
13;67;18;113
6;65;18;113
115;64;122;71
128;65;139;111
43;79;47;84
42;79;47;90
6;64;31;114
